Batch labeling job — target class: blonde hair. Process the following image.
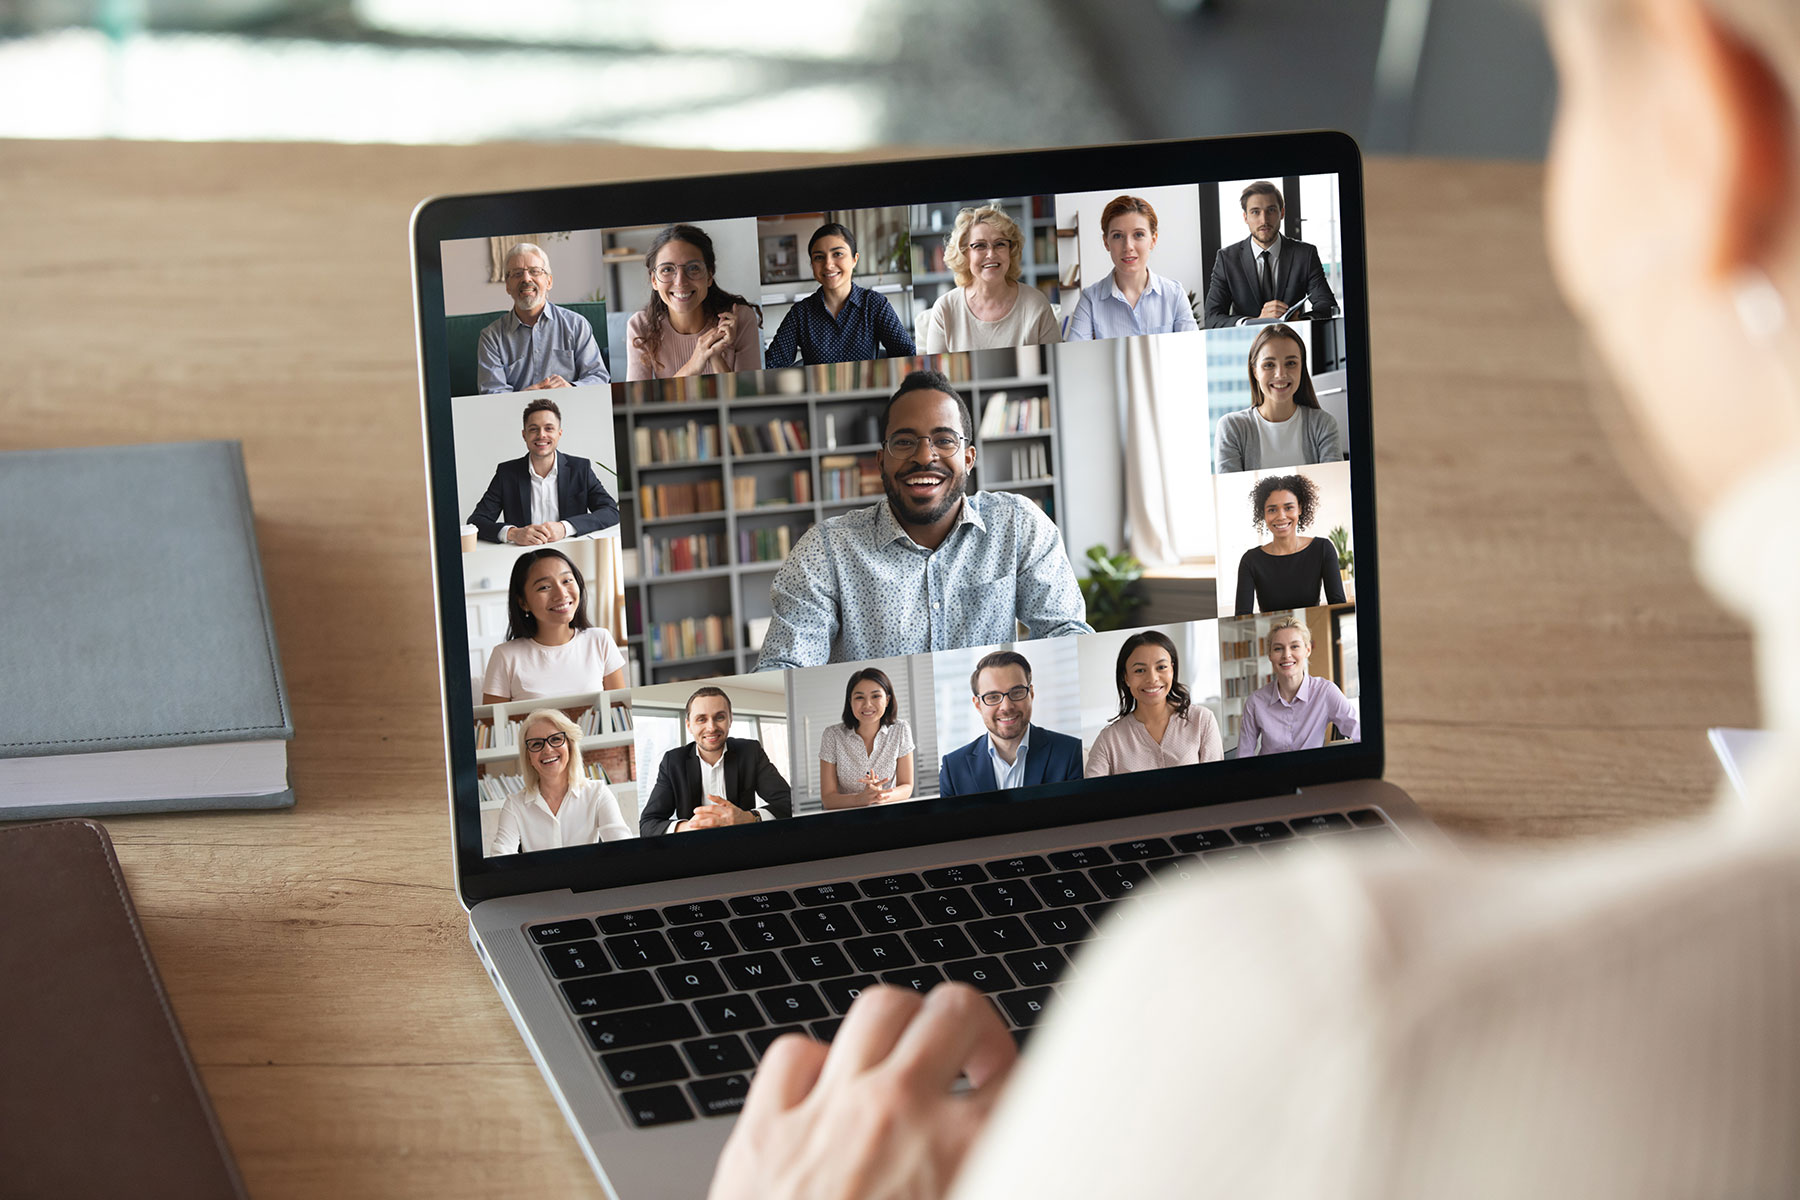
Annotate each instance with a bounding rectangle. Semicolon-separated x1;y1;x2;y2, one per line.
515;708;583;795
1266;615;1313;652
943;206;1025;288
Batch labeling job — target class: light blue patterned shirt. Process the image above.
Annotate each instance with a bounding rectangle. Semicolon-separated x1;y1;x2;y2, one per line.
755;491;1092;671
1063;270;1198;341
475;301;609;394
986;727;1031;792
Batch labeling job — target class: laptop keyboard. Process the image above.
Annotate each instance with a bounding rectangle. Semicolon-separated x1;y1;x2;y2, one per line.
526;808;1399;1128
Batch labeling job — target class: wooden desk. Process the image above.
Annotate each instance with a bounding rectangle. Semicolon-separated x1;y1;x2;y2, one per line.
0;142;1754;1198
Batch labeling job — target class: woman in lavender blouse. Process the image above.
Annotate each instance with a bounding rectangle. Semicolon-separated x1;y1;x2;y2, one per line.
1236;615;1359;757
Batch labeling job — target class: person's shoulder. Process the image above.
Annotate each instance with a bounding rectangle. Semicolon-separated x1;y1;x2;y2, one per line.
495;454;530;475
1288;235;1324;257
1217;407;1252;431
728;735;770;758
1016;284;1053;312
625;309;651;333
930;286;965;312
1034;725;1084;754
478;312;509;338
972;488;1043;521
815;502;882;538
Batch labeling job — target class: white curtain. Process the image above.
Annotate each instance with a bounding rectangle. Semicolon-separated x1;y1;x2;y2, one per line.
1122;337;1183;566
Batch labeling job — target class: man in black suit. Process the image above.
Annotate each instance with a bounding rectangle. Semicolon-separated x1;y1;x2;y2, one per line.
1203;180;1339;328
466;397;619;545
639;687;793;836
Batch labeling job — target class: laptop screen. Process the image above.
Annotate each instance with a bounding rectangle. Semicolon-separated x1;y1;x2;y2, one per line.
413;136;1380;902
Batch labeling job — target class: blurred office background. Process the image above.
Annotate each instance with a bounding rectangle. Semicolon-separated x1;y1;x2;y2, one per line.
0;0;1553;155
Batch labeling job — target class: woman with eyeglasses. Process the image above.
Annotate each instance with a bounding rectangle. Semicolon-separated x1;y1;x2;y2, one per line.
482;548;628;703
920;205;1062;353
1083;629;1222;777
818;667;915;808
625;223;763;380
487;708;632;855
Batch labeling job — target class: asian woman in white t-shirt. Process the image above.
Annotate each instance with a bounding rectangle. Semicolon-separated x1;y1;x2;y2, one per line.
481;548;627;703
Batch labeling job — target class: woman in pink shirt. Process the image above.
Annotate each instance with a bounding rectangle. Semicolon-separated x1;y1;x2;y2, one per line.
1083;629;1222;777
625;223;763;380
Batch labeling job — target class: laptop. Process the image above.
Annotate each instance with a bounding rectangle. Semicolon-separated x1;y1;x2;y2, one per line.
411;132;1441;1197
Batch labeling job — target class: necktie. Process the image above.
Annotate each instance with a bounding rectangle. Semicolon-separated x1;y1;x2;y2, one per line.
1258;249;1273;306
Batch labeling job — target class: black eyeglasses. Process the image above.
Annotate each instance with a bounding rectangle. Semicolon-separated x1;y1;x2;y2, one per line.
977;685;1032;707
883;433;966;458
523;732;569;753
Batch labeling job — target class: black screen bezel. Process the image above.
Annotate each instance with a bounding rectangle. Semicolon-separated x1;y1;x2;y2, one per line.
410;131;1382;909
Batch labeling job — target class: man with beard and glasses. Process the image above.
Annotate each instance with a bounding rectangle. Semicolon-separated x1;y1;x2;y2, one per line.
475;242;610;393
756;370;1090;670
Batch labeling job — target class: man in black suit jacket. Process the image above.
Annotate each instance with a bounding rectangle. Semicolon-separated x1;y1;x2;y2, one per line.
1203;180;1339;328
640;687;793;836
467;397;619;544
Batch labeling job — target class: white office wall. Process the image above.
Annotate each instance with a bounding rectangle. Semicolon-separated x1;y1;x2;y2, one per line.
784;655;938;813
1213;460;1354;617
1054;183;1204;307
441;229;612;317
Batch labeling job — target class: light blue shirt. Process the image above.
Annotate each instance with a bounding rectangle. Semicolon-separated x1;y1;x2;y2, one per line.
756;491;1092;671
475;301;609;394
1063;270;1198;341
986;727;1031;793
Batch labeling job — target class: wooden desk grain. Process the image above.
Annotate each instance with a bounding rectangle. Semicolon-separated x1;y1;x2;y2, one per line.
0;142;1755;1198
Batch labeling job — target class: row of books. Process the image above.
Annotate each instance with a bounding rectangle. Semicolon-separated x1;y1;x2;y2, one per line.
739;524;797;564
640;479;723;518
474;705;633;750
643;532;727;575
615;353;986;408
1221;636;1271;661
634;421;721;464
1222;674;1272;699
729;419;809;455
648;615;733;663
819;455;882;502
734;472;813;508
1007;443;1051;481
979;392;1052;435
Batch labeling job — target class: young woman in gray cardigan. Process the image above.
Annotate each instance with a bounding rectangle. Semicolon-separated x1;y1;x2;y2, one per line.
1214;323;1343;473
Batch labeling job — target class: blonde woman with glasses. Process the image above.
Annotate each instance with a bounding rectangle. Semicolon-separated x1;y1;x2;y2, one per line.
920;205;1062;353
487;708;631;855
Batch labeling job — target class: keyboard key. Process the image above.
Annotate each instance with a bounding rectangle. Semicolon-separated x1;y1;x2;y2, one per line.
720;951;791;990
604;931;676;969
757;983;828;1023
1152;855;1207;884
794;905;860;943
1343;826;1402;848
1202;847;1257;869
972;880;1042;916
729;913;802;951
1108;837;1175;861
1048;846;1111;870
693;996;766;1034
845;933;915;972
668;923;738;960
1291;812;1351;834
621;1084;693;1128
880;965;945;994
998;987;1055;1027
905;925;977;963
943;956;1015;993
583;1004;699;1051
967;916;1032;955
922;863;988;888
1084;901;1116;927
1229;821;1294;843
562;970;662;1015
985;855;1050;879
689;1074;751;1117
1005;948;1068;987
810;1017;843;1042
530;919;595;944
782;943;854;982
858;873;925;897
1024;909;1093;946
1171;829;1233;853
1090;863;1159;899
656;961;728;1001
600;1044;688;1089
914;888;980;925
1260;841;1314;861
728;890;796;915
541;940;610;980
680;1034;754;1076
795;882;858;906
665;900;731;925
1030;872;1100;908
597;908;664;935
1347;808;1387;828
821;974;879;1014
852;896;923;933
748;1025;807;1059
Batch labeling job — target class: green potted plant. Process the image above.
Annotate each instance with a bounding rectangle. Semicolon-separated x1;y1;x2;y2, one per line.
1079;545;1146;631
1327;526;1354;600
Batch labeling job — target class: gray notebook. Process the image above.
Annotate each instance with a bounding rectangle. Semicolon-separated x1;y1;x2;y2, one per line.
0;441;294;819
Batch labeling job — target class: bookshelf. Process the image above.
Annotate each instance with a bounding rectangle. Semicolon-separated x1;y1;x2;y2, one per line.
613;348;1065;682
473;687;639;816
907;197;1062;313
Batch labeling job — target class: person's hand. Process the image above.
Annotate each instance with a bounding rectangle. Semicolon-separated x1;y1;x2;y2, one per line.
506;523;554;545
533;373;571;389
709;984;1016;1200
1259;299;1288;319
681;324;730;375
679;796;754;831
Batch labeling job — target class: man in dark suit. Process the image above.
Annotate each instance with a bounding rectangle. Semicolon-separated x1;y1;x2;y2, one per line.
938;650;1084;798
640;686;793;836
466;397;619;544
1203;180;1339;328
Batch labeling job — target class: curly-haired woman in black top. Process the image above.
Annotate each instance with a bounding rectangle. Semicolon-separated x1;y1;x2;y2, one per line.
1233;472;1346;615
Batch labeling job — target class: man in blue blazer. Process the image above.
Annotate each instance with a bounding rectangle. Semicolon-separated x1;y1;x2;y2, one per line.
467;397;619;544
938;649;1085;798
1203;180;1339;328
